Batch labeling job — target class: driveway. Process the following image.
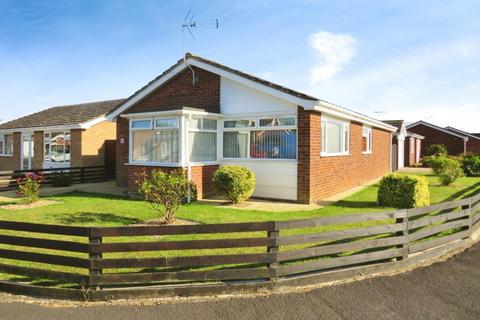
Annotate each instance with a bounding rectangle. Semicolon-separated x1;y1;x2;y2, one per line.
1;243;480;320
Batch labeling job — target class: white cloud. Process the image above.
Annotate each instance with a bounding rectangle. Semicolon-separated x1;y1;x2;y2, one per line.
308;31;356;83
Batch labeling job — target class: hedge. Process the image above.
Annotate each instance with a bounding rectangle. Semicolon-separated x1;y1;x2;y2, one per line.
378;173;430;208
213;166;255;204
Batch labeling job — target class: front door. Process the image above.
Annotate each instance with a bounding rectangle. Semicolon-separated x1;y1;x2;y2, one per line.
21;132;34;170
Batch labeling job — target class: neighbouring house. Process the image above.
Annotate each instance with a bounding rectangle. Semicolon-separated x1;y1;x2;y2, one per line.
383;120;407;171
0;99;123;172
405;131;424;167
407;121;480;156
107;53;397;204
444;126;480;154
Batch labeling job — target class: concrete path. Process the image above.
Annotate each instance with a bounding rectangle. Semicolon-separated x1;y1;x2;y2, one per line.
1;243;479;320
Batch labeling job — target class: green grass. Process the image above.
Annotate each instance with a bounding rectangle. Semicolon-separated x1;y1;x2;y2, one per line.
0;173;478;287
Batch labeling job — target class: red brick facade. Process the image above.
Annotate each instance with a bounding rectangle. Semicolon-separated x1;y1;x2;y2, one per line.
404;136;422;167
408;124;467;156
125;67;220;114
297;108;391;203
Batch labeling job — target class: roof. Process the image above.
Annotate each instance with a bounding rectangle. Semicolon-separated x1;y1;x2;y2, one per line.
0;99;125;131
444;126;480;141
107;53;396;132
383;120;405;130
407;121;468;140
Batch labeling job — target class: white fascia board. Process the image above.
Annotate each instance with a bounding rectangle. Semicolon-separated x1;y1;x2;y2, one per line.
79;116;108;129
445;126;480;140
121;109;223;119
407;121;468;140
314;102;397;132
0;124;82;133
107;62;188;120
189;60;318;109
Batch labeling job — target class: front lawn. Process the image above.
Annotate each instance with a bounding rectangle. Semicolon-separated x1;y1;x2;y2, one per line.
0;173;478;225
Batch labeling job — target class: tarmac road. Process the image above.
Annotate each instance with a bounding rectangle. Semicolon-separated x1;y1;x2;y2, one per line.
1;244;480;320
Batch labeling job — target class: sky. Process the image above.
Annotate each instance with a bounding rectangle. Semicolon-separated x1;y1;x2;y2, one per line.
0;0;479;131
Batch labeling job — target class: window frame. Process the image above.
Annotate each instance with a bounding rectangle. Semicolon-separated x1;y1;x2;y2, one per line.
362;126;373;154
128;116;181;166
222;115;298;161
187;116;218;165
44;130;71;164
321;117;350;157
0;133;13;156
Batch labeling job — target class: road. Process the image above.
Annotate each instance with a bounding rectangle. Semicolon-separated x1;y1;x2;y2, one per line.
1;244;480;320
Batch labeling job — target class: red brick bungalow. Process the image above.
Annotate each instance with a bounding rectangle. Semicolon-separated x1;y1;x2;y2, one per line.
107;54;397;204
407;121;480;156
0;100;121;172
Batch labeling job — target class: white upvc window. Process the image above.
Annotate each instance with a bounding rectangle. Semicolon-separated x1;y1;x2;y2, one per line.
321;117;350;156
44;131;71;163
362;126;373;154
223;116;297;160
130;117;180;164
188;116;218;163
0;134;13;156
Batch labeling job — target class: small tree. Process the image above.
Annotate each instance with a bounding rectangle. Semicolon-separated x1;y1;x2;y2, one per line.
16;173;42;204
136;169;191;224
425;144;448;156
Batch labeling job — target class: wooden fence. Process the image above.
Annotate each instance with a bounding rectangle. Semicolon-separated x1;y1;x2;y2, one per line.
0;165;115;192
0;192;478;300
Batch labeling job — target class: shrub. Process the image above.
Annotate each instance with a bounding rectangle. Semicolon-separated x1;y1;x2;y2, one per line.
16;173;42;204
378;173;430;208
429;156;463;186
213;166;255;204
136;169;192;224
461;155;480;177
425;144;448;156
51;170;73;187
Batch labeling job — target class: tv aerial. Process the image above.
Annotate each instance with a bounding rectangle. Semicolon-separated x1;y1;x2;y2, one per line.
181;9;219;85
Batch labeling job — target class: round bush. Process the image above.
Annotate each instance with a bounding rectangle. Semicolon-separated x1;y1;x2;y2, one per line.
213;166;255;204
429;156;463;186
461;155;480;177
378;173;430;208
425;144;448;156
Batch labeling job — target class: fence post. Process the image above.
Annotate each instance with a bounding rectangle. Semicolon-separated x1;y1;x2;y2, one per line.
80;168;85;184
396;210;409;261
462;198;473;237
88;228;102;290
267;222;280;281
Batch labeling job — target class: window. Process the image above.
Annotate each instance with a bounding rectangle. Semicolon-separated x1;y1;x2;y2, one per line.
44;131;71;163
362;126;372;154
131;117;179;164
188;117;217;162
223;116;297;160
0;134;13;156
321;118;350;156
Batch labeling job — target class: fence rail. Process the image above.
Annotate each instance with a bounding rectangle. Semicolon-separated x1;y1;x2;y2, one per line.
0;192;478;300
0;165;115;192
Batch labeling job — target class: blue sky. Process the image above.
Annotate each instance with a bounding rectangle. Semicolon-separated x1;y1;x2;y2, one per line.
0;0;479;131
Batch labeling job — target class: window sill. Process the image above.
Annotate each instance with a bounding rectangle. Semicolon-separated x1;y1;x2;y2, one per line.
0;154;13;157
362;151;372;155
188;161;220;167
221;158;298;163
320;152;350;157
126;162;183;167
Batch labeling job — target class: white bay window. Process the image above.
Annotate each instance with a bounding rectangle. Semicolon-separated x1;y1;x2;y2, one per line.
130;118;179;164
321;117;350;156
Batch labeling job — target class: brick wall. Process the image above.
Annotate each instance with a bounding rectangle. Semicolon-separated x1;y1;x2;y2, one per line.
33;131;43;169
467;137;480;154
297;108;391;204
0;133;18;171
116;117;130;186
408;124;466;156
125;165;218;199
125;66;220;114
70;129;83;167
